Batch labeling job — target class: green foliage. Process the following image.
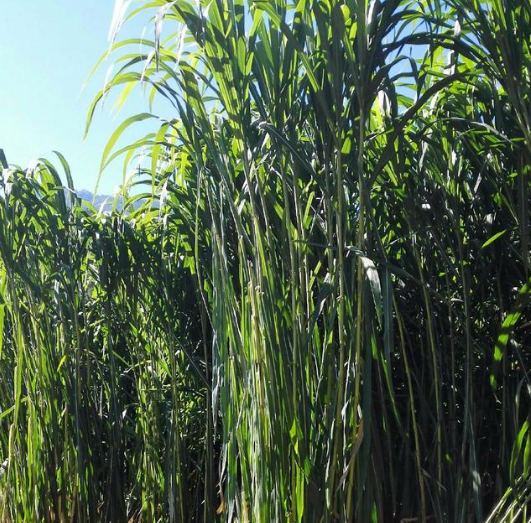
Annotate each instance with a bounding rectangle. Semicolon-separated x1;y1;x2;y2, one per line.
1;0;531;521
0;159;206;521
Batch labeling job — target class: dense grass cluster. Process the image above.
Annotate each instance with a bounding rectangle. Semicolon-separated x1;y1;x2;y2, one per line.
1;0;531;521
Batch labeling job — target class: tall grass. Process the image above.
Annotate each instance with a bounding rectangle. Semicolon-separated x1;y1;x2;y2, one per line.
1;0;530;521
0;156;206;521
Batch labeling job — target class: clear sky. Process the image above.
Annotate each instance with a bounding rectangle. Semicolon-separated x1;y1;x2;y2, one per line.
0;1;156;194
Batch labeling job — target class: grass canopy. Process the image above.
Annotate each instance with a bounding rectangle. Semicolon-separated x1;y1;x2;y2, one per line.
1;0;531;522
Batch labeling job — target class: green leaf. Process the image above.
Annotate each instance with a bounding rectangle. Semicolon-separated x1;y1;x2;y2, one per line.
481;229;507;249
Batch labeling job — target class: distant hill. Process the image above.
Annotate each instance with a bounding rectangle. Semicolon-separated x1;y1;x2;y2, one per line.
76;189;115;210
70;189;144;211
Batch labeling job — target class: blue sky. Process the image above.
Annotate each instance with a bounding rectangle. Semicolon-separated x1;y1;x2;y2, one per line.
0;1;155;194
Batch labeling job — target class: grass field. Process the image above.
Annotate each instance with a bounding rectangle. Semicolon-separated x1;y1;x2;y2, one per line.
1;0;530;521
